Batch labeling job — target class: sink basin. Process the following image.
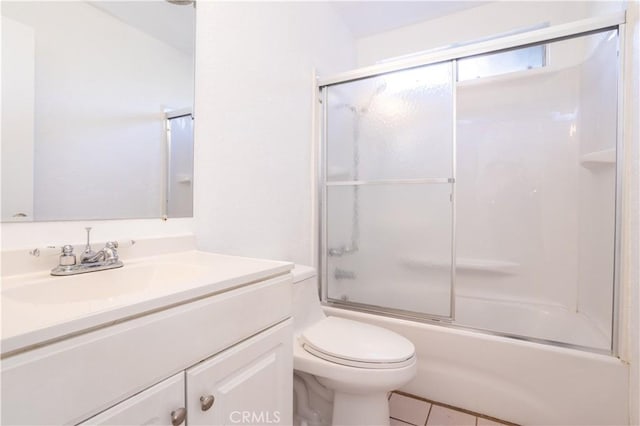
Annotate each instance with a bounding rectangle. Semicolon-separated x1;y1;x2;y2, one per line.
3;262;210;305
1;250;293;356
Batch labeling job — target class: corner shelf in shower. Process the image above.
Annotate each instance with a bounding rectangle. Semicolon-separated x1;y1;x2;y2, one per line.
580;149;615;168
402;257;520;276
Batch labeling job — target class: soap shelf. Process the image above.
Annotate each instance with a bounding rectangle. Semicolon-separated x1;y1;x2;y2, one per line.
402;257;520;276
580;149;615;168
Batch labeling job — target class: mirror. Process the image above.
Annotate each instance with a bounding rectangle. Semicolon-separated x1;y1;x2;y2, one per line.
1;1;195;222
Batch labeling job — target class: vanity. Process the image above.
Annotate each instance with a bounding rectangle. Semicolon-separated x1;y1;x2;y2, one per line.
1;237;294;425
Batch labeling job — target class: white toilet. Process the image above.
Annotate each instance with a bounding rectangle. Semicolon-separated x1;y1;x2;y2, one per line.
292;265;417;426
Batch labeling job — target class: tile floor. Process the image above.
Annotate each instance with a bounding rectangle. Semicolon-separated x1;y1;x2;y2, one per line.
389;392;517;426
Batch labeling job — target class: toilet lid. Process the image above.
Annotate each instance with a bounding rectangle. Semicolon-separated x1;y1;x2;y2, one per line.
300;317;415;369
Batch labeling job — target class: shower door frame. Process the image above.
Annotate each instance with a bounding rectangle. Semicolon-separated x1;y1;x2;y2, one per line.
317;11;627;355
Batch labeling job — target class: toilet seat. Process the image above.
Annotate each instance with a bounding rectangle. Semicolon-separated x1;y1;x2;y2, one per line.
300;317;415;369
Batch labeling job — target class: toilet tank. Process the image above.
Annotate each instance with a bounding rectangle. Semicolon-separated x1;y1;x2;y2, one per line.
292;265;326;336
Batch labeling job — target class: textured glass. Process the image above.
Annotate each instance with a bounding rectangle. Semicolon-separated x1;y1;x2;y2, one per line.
455;30;618;350
326;183;453;317
326;63;454;181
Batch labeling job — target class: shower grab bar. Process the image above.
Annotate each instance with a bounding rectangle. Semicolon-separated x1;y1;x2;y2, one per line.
326;177;454;186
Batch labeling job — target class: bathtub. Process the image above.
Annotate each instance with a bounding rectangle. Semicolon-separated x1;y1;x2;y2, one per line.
324;306;629;425
453;295;611;350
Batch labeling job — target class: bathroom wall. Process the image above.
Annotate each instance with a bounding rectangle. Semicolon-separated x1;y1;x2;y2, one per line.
193;1;355;265
356;1;623;67
1;1;193;221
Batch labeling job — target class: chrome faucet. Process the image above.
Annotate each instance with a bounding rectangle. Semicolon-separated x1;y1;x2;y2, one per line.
51;227;124;276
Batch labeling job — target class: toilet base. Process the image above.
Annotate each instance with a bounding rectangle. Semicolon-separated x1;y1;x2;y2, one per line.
332;391;390;426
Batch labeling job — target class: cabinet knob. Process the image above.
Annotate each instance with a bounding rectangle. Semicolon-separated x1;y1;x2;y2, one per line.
200;394;215;411
171;407;187;426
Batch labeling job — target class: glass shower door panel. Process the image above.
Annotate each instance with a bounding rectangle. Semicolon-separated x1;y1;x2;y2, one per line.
455;30;618;350
326;63;454;181
326;183;453;318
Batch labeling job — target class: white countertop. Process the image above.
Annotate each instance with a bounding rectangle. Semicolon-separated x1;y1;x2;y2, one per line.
1;250;293;356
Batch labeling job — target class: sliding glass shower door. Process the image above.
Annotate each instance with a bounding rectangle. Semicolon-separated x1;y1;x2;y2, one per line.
321;25;621;352
323;63;455;318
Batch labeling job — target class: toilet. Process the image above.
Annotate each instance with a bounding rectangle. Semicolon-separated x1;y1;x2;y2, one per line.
292;265;417;426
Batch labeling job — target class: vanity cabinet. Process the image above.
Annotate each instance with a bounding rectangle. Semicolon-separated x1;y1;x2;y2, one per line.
2;273;293;425
186;320;292;426
79;373;186;426
80;320;292;426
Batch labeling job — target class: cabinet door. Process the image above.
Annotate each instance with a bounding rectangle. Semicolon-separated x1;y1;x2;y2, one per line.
79;373;186;426
186;320;292;426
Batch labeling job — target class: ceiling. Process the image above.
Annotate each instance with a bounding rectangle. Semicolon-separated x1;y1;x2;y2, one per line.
89;1;195;54
88;1;487;54
331;1;489;38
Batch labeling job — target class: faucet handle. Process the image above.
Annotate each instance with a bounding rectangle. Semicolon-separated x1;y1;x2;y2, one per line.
102;241;120;263
84;227;93;249
81;227;97;262
59;245;77;267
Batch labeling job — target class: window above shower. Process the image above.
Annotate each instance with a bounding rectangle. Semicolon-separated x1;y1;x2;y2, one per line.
456;44;546;81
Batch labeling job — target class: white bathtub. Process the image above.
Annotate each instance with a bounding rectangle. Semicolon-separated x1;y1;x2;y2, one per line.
454;295;610;350
324;306;629;426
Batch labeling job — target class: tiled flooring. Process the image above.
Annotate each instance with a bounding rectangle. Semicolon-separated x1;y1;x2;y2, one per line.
389;392;517;426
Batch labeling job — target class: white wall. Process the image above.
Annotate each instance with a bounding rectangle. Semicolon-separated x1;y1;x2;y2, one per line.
1;1;193;221
356;1;623;67
193;1;355;265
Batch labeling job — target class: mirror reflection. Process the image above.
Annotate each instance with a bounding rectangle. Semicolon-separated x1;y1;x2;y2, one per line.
1;1;195;222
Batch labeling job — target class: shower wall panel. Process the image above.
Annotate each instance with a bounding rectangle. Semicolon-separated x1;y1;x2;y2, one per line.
577;31;618;339
455;31;618;350
456;67;581;309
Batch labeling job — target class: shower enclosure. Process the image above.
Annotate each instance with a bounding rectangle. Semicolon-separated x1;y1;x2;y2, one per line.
319;16;623;353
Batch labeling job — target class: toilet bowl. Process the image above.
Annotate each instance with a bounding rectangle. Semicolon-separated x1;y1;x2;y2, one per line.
292;265;417;426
